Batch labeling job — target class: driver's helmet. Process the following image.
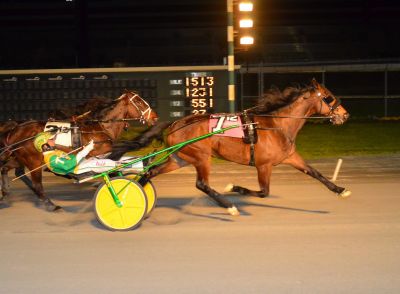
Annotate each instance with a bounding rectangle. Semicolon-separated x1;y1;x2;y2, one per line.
33;132;55;152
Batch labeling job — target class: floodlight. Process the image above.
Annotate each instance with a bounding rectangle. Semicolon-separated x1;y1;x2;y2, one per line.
239;2;253;12
239;19;253;28
240;36;254;45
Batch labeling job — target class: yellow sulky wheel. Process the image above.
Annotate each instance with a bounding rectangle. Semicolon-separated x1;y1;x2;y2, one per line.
142;180;157;217
125;174;158;217
94;177;148;231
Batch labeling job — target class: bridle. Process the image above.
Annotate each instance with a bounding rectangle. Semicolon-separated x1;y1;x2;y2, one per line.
128;93;153;124
116;92;154;124
318;91;342;114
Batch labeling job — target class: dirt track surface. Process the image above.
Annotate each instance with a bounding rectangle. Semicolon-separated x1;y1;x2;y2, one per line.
1;155;400;293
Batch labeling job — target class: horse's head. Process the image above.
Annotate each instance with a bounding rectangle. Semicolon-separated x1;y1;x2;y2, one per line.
117;90;158;125
309;78;350;125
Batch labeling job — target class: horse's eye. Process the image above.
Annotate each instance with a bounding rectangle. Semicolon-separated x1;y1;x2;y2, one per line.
317;92;321;96
323;96;334;104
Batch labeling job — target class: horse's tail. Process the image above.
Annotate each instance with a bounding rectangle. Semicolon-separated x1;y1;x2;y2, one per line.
107;121;171;160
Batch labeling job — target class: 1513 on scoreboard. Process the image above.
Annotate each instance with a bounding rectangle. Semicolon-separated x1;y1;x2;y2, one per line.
185;72;214;114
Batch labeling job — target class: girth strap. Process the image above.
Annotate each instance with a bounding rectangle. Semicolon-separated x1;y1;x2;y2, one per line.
70;122;81;149
241;111;257;166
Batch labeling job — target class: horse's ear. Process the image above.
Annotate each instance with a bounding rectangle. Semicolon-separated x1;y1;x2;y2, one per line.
311;78;319;89
114;93;126;101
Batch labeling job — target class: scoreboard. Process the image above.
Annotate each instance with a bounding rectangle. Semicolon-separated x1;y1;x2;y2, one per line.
0;66;231;121
168;72;216;116
185;74;215;114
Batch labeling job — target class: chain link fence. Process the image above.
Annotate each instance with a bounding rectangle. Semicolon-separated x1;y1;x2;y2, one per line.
238;63;400;118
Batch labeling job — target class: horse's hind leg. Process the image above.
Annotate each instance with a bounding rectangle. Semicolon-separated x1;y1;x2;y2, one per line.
194;161;239;216
1;159;22;200
1;159;35;200
30;170;62;211
145;153;239;215
227;163;272;198
143;154;187;184
283;152;351;198
1;167;10;201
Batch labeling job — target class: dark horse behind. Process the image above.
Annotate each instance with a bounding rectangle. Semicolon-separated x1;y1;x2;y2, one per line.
139;79;350;216
0;91;158;211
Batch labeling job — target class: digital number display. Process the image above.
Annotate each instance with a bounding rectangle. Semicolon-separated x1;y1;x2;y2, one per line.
185;74;214;115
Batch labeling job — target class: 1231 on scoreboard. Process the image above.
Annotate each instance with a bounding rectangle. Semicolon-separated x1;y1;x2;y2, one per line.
185;73;215;114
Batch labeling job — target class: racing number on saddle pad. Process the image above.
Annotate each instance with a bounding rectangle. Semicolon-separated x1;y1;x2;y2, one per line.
209;115;244;138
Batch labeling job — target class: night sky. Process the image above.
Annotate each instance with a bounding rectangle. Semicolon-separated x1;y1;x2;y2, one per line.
1;0;400;69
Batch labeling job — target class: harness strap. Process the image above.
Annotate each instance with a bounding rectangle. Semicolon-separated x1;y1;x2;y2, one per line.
242;111;257;166
71;123;82;149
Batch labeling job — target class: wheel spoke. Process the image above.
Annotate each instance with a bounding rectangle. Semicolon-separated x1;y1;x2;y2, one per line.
102;207;119;217
118;210;127;227
95;178;147;231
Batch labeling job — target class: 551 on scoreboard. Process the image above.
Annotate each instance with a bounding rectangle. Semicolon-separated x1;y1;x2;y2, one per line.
185;72;215;114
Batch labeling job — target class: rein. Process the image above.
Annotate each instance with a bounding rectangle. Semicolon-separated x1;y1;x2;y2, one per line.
167;116;209;135
78;118;142;123
252;114;331;119
0;133;44;153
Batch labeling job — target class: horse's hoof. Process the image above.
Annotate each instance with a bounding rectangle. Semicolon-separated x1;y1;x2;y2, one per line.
227;206;240;216
0;197;11;208
224;183;234;193
257;192;269;198
0;192;10;200
42;200;63;212
338;189;351;199
53;205;63;212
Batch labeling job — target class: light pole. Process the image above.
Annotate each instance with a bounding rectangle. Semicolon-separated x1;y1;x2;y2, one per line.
227;0;235;113
226;1;254;113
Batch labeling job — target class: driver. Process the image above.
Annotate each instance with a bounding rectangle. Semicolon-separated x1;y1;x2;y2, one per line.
33;132;143;176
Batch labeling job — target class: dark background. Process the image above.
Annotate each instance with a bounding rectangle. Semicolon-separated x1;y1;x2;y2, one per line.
1;0;400;69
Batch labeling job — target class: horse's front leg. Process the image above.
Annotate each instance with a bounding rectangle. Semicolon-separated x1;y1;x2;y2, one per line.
283;152;351;198
30;169;62;211
15;165;35;192
226;163;272;198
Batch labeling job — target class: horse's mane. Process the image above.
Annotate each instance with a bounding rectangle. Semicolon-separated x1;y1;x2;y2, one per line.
91;91;139;120
248;84;312;114
48;96;113;120
88;97;117;119
107;121;171;160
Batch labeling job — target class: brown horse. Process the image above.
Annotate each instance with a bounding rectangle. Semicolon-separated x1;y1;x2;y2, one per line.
0;97;114;203
144;79;350;215
0;91;157;211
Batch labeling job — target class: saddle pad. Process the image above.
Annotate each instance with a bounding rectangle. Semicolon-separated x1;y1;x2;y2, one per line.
44;122;72;147
209;115;244;138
